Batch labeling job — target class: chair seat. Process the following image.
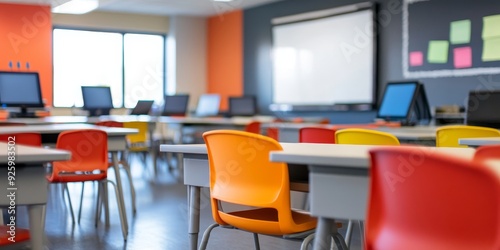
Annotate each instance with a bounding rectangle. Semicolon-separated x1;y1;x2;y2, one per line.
0;226;30;245
46;172;107;183
219;208;317;235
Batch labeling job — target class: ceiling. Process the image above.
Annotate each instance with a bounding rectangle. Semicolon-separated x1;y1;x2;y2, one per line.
0;0;282;16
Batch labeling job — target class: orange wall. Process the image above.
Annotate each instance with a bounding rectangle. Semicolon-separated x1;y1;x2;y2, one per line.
207;10;243;110
0;3;53;105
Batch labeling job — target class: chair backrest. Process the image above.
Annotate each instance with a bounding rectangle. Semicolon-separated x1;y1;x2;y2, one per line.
367;147;500;250
95;121;123;128
123;121;148;144
203;130;296;234
299;127;336;143
0;133;42;147
436;125;500;147
49;129;108;182
335;128;400;145
244;121;261;134
474;144;500;162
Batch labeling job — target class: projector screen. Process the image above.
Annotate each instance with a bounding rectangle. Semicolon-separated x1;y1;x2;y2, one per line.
272;5;375;107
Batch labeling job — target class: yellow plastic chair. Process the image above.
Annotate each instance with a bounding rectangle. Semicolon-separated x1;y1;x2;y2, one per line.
436;125;500;147
201;130;345;249
334;128;400;247
335;128;400;145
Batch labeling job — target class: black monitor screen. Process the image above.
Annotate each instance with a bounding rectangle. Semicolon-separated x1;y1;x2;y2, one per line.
81;86;113;116
162;95;189;116
0;71;44;107
466;91;500;128
229;96;257;116
195;94;220;117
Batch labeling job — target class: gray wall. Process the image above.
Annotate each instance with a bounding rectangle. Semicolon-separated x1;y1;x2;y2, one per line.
243;0;500;123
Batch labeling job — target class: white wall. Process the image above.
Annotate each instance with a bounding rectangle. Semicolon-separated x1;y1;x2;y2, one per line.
167;16;207;110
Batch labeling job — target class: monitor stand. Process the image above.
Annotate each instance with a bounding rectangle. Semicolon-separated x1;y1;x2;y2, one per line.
10;107;37;118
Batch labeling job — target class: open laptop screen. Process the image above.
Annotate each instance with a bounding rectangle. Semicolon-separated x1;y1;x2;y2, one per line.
466;90;500;128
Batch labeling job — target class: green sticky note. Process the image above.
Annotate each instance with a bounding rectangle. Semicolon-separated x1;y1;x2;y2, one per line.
427;40;449;63
483;14;500;39
482;37;500;61
450;20;471;44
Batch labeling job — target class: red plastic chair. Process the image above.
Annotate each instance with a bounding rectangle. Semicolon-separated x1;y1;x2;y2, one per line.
0;225;30;248
367;147;500;250
474;144;500;162
244;121;261;134
47;129;127;240
0;133;41;147
299;127;337;143
95;121;123;128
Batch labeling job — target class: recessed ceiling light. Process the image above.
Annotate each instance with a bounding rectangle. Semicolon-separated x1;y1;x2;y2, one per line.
52;0;99;15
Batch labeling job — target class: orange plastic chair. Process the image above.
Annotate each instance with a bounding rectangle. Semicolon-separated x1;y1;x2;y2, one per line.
244;121;261;134
436;125;500;147
299;127;337;143
200;130;339;249
0;133;41;147
473;144;500;162
368;147;500;250
47;129;127;240
336;128;400;145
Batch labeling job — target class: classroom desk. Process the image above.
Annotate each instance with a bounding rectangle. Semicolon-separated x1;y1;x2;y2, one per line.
160;143;476;250
0;142;71;250
0;123;138;238
459;137;500;147
269;144;475;250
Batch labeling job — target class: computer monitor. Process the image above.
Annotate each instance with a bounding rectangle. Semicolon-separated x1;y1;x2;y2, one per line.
162;94;189;116
228;96;257;116
466;90;500;128
130;100;154;115
0;71;44;117
195;94;220;117
377;81;431;126
81;86;114;116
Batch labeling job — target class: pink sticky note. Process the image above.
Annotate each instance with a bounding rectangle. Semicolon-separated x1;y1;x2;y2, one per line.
409;51;423;66
454;47;472;68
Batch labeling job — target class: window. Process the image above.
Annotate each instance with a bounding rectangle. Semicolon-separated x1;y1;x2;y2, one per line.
53;29;165;108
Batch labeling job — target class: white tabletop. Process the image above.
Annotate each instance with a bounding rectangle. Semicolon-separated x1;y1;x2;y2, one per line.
459;137;500;147
270;143;476;167
0;142;70;163
0;123;137;136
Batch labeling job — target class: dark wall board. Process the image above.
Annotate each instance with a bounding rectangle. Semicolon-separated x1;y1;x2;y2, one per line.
405;0;500;78
243;0;500;121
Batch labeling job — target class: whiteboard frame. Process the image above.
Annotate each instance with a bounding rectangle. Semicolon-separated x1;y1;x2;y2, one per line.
270;2;377;111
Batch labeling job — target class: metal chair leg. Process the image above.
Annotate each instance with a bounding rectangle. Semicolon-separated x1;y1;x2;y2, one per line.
333;232;349;250
102;181;110;227
345;220;354;248
95;182;101;227
103;180;128;241
120;157;137;215
63;183;75;224
77;182;85;224
253;233;260;250
199;223;219;250
300;233;315;250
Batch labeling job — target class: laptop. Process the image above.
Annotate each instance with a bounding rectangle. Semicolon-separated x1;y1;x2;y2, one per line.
194;94;221;117
130;100;154;115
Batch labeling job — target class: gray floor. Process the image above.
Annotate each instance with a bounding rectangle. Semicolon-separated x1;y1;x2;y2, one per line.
17;155;363;250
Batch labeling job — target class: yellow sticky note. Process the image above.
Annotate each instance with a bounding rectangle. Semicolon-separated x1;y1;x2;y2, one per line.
450;20;471;44
428;40;449;63
483;15;500;39
482;37;500;61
